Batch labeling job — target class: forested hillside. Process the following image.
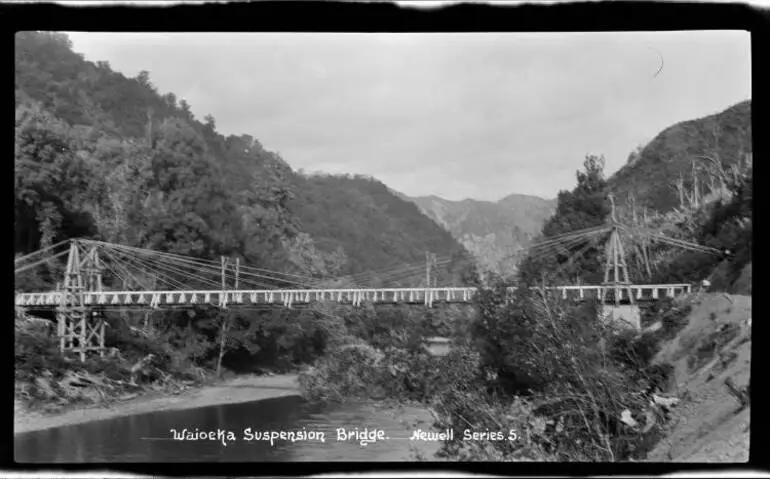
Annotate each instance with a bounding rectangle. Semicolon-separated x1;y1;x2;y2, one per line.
608;100;751;213
294;174;470;280
14;31;472;288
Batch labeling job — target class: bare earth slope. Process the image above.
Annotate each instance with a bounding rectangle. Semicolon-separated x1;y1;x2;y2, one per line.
647;293;751;462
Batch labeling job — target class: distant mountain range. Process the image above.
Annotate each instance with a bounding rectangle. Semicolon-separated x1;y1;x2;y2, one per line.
394;192;557;275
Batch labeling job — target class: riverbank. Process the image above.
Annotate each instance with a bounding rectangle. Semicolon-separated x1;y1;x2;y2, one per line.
15;373;299;435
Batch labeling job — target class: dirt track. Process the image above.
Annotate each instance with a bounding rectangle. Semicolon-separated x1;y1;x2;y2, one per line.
15;374;299;435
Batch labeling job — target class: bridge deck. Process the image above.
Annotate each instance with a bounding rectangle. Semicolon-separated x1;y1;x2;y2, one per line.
16;284;692;309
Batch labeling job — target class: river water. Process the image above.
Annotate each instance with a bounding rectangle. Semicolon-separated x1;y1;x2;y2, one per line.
14;395;442;462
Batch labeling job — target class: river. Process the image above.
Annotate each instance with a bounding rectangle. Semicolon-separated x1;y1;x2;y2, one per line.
14;395;441;462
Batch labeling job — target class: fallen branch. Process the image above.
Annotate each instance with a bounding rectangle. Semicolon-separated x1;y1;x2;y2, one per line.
724;377;749;408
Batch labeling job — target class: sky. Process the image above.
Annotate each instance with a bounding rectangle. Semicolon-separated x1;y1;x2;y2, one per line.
65;31;751;202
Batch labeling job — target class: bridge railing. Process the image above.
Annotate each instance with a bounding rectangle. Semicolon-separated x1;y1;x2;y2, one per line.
15;284;693;309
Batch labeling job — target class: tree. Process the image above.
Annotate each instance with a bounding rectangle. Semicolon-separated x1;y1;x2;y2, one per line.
15;101;98;253
179;99;194;121
137;70;155;92
284;233;348;280
626;144;645;165
163;92;177;110
142;118;240;258
204;114;216;132
86;137;155;246
518;155;610;287
238;161;300;271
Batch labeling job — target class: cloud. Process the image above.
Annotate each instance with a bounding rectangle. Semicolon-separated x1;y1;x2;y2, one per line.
64;31;751;201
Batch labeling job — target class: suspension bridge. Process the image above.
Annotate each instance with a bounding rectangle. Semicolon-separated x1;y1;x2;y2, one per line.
15;195;725;361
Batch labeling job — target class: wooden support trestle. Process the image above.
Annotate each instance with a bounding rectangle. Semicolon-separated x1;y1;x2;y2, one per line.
55;241;106;361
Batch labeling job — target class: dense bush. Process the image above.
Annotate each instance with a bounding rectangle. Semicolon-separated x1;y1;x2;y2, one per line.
104;315;170;362
299;283;677;462
298;341;385;403
609;329;659;367
15;324;70;382
607;329;675;392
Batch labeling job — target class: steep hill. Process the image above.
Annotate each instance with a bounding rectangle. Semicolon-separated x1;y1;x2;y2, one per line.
608;100;752;213
14;31;472;286
405;193;557;275
291;174;471;282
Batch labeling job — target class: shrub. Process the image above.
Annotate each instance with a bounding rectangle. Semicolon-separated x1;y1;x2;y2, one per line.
646;362;675;391
298;340;385;403
609;329;658;367
660;303;691;340
431;390;555;461
467;287;674;461
104;316;170;362
686;323;741;373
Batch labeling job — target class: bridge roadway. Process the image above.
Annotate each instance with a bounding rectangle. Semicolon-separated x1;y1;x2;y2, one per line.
16;284;692;309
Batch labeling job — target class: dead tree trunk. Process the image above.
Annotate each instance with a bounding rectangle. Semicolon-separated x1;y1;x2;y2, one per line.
216;313;230;378
216;257;238;378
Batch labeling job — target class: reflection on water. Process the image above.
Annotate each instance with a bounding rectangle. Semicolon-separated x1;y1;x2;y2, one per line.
15;395;439;462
